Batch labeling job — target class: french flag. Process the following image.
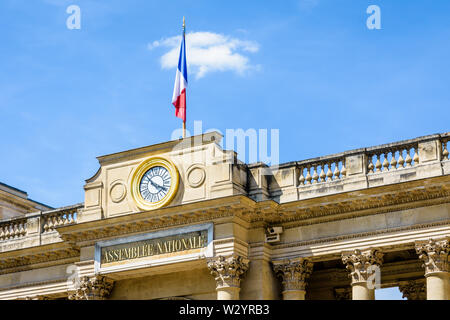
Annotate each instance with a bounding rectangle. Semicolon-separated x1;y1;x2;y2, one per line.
171;27;187;122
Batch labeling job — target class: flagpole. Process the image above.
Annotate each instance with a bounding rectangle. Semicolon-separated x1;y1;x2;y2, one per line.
182;16;186;139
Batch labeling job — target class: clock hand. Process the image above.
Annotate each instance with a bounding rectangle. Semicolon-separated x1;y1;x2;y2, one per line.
149;179;168;191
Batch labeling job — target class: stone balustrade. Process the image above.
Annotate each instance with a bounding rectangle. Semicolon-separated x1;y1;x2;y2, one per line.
298;156;346;185
0;219;27;241
0;204;81;251
442;134;449;161
42;207;78;233
366;141;419;173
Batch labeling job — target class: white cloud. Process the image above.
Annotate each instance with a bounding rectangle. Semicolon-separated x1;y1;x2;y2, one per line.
149;31;260;79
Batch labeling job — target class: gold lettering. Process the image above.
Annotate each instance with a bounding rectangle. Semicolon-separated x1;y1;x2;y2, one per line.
157;242;164;254
101;231;209;264
131;247;137;259
174;240;180;251
181;238;188;250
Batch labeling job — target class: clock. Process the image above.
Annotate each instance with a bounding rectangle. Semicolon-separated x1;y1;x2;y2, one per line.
130;157;179;211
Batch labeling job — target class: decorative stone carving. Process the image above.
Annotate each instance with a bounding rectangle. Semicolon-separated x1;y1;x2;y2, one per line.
68;276;114;300
207;255;249;289
398;279;426;300
186;165;206;188
272;258;313;291
334;287;352;300
415;237;449;275
109;181;127;203
341;248;384;284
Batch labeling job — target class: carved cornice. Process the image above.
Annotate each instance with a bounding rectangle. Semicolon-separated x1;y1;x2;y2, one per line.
56;180;450;246
207;255;249;289
0;248;80;275
415;237;450;275
274;184;450;227
272;258;313;291
61;208;236;244
272;219;450;257
68;276;114;300
342;249;384;284
398;279;426;300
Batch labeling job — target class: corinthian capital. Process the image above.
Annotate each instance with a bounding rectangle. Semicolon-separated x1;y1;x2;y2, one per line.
272;258;313;291
341;248;383;284
415;237;450;275
68;276;114;300
207;255;249;289
398;279;426;300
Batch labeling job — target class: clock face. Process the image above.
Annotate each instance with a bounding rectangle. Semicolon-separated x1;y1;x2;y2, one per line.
139;166;172;203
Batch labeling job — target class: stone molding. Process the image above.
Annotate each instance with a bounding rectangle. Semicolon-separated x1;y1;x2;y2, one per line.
68;276;114;300
415;237;450;275
341;249;384;284
207;255;249;289
398;279;426;300
272;258;313;291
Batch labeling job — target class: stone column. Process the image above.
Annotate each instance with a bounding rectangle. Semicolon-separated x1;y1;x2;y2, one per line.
207;255;249;300
415;237;450;300
272;258;313;300
341;249;384;300
68;275;114;300
398;279;426;300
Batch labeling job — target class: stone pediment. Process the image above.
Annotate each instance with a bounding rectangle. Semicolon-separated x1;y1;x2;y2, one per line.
81;131;247;222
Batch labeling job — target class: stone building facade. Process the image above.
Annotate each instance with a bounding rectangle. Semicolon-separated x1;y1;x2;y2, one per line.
0;131;449;300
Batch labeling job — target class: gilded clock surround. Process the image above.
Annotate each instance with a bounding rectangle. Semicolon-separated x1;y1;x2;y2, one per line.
130;157;179;211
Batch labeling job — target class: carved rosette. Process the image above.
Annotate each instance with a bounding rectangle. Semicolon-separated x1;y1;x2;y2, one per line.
272;258;313;291
341;249;384;285
398;279;426;300
415;238;449;275
207;255;249;289
68;276;114;300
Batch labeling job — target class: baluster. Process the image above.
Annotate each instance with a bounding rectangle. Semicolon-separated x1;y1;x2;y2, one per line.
46;215;53;232
334;161;341;180
299;167;305;185
413;147;419;165
319;164;326;182
312;166;319;184
375;154;382;173
18;222;26;236
12;223;19;238
382;152;390;172
368;155;375;173
443;141;449;160
5;224;11;239
43;218;49;233
326;162;333;181
398;150;405;168
341;161;347;177
305;166;312;185
390;151;397;170
405;148;412;167
64;213;70;225
57;214;64;227
0;226;5;240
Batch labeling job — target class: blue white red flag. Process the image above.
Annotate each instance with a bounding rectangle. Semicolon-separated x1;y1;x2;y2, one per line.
171;26;187;122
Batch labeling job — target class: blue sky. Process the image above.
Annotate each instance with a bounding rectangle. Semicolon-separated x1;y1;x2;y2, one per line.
2;0;450;208
2;0;445;300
